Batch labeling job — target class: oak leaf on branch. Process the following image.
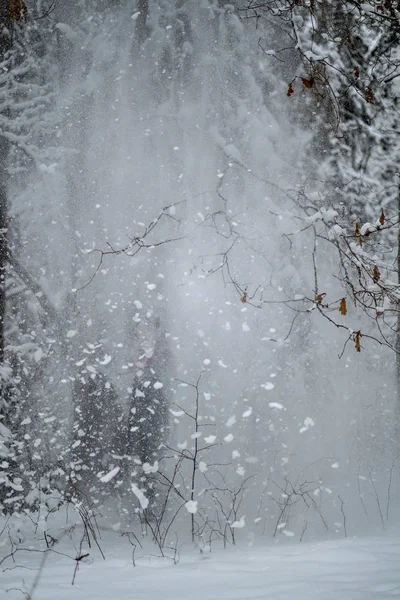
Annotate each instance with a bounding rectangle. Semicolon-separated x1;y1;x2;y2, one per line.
373;265;381;283
301;77;314;89
365;87;375;104
354;330;362;352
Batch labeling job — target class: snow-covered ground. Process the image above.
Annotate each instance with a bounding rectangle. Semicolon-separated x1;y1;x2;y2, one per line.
2;532;399;599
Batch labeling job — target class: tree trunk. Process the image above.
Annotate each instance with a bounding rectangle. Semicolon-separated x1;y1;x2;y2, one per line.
396;181;400;434
0;3;12;363
133;0;149;49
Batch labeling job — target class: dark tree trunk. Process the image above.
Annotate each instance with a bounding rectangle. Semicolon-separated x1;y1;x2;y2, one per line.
127;367;169;465
133;0;149;49
0;3;13;363
69;370;122;502
0;4;17;512
396;182;400;436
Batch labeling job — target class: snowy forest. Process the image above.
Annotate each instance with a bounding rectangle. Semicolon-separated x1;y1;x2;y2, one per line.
0;1;399;598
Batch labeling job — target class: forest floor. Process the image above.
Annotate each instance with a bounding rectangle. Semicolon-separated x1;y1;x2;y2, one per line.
1;519;399;600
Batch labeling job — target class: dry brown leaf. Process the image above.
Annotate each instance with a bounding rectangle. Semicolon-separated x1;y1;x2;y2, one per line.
354;223;363;246
339;298;347;316
301;77;314;89
9;0;27;21
365;87;375;104
287;82;294;97
379;209;385;226
315;292;326;305
373;265;381;283
354;330;362;352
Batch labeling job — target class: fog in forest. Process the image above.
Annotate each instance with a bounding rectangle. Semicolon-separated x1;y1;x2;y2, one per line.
1;0;399;556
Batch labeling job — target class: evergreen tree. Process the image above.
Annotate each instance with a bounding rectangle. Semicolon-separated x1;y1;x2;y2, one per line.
70;367;122;501
124;319;171;507
127;320;170;464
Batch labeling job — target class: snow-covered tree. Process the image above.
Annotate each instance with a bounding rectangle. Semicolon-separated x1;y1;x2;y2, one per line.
241;1;400;411
126;318;171;465
243;2;400;205
0;1;66;513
